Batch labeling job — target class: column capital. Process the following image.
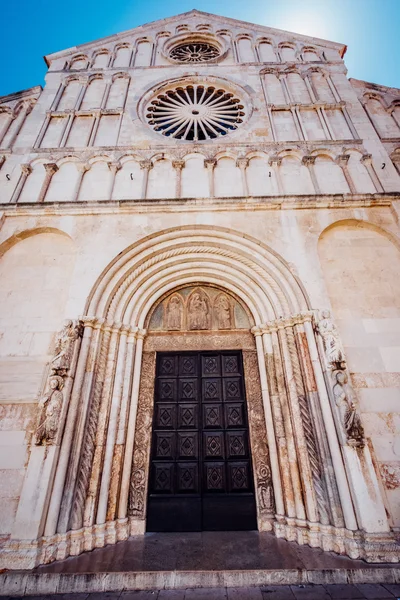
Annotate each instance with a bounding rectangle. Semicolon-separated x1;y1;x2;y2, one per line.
77;162;89;174
140;159;153;171
251;325;264;337
268;155;282;167
336;154;350;165
108;161;121;174
172;159;185;170
44;162;59;175
236;157;249;169
136;328;147;341
302;155;316;166
204;158;217;169
361;153;372;164
20;163;32;175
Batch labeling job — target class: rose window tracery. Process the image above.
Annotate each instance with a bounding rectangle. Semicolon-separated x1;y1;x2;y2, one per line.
170;42;220;63
145;84;245;141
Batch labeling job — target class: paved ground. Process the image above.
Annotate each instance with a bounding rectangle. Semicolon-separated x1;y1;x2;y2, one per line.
4;583;400;599
37;532;381;573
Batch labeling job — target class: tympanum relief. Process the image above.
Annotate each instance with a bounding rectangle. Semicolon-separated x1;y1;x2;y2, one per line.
149;286;248;331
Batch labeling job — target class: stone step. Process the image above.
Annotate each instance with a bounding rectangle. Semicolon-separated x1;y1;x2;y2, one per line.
2;568;400;597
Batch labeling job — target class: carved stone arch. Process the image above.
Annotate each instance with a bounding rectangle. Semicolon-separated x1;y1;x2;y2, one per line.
68;54;89;70
91;48;111;68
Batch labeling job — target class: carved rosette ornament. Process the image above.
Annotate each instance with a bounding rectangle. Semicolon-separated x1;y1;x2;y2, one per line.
379;464;400;490
34;319;83;446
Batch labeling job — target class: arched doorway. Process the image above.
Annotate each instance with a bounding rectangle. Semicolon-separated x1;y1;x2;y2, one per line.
7;225;397;568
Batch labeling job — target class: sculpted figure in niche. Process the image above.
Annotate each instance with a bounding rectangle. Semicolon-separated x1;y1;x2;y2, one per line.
35;375;64;445
52;319;81;373
165;295;183;330
188;289;210;330
316;310;345;370
215;293;232;329
333;370;365;448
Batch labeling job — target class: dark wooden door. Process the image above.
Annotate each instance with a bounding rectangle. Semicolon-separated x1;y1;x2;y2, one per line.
146;351;257;532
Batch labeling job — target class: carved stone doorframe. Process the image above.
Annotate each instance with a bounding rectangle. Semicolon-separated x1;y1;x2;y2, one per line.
127;330;275;534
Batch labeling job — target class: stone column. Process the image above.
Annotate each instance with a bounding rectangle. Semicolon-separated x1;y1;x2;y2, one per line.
389;105;400;129
361;154;384;192
72;163;89;202
108;161;121;200
302;156;321;194
317;107;334;140
88;109;101;147
304;75;318;103
37;163;58;203
268;155;283;194
0;111;13;146
303;318;357;530
325;75;341;103
10;163;31;203
59;113;74;148
44;318;99;536
33;113;51;149
205;158;216;198
118;329;147;520
341;107;360;139
252;327;285;517
336;154;356;193
236;157;249;196
293;106;307;140
7;103;31;148
140;160;152;199
172;159;185;198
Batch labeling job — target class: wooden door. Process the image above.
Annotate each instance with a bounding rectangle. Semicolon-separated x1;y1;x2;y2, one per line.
146;351;257;532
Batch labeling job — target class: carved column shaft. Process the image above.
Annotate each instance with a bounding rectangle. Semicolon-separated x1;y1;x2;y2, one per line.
7;105;29;148
10;164;31;203
38;163;58;203
0;113;13;147
205;159;216;198
59;114;74;148
173;160;185;198
268;156;283;194
236;158;249;196
72;164;88;202
317;107;334;140
118;330;146;519
361;154;384;192
96;328;129;524
252;329;285;516
336;154;356;193
268;329;306;520
262;330;298;519
108;161;121;200
277;324;319;523
302;156;321;194
88;111;101;147
83;326;120;527
140;160;152;199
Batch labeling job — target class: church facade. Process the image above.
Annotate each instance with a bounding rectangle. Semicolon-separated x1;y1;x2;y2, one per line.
1;10;400;570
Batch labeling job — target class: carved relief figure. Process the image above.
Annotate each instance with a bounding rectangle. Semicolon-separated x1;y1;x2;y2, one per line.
35;375;64;445
165;295;183;330
188;289;210;330
52;319;81;372
333;370;365;448
316;310;345;369
214;293;233;329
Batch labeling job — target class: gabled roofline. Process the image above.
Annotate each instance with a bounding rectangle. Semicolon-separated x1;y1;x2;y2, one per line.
350;77;400;94
0;85;42;104
44;8;347;64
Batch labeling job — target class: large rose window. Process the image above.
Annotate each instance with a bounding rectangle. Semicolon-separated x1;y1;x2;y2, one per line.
169;42;220;63
145;84;246;141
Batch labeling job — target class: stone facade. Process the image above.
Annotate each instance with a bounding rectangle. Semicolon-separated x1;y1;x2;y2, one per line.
0;9;400;569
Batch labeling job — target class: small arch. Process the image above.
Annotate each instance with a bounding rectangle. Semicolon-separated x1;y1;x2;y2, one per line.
246;154;277;196
181;152;209;198
113;44;132;68
147;157;175;199
92;49;110;69
257;38;277;62
237;35;255;62
57;78;81;111
69;54;89;70
18;159;47;203
113;157;143;200
313;153;350;194
214;156;243;197
80;75;106;110
280;154;314;195
78;158;111;201
106;74;130;110
279;43;297;62
302;46;321;62
134;38;153;67
46;160;80;202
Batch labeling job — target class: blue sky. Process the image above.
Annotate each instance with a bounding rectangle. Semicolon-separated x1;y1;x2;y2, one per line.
1;0;399;96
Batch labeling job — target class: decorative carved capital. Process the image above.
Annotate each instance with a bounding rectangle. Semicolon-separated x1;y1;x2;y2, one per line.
21;163;32;175
204;158;217;169
77;163;89;174
108;161;121;174
44;163;59;176
302;155;316;166
136;328;147;341
140;159;153;171
236;157;249;169
172;160;185;170
336;154;350;165
361;153;372;165
268;155;282;167
251;326;263;337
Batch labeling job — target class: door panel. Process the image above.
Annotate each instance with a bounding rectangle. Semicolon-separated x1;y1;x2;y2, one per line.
147;351;257;532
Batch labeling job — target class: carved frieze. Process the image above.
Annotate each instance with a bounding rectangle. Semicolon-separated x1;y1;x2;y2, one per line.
149;285;251;332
